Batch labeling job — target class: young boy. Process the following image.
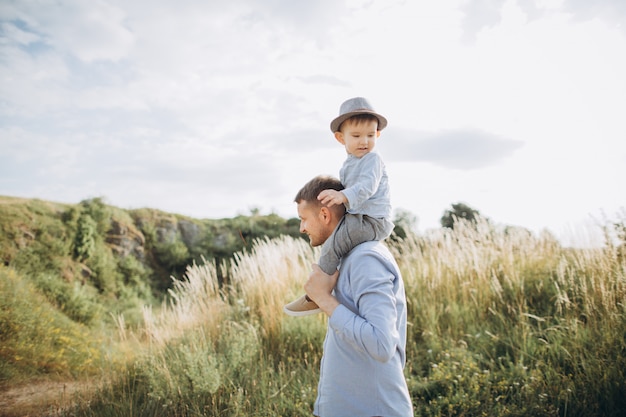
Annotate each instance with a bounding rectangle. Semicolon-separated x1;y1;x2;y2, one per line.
284;97;395;316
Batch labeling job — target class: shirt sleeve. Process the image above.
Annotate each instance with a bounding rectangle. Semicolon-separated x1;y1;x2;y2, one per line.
328;251;401;363
341;152;384;211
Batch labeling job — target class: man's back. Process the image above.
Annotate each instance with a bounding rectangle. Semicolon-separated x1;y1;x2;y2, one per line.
314;241;413;417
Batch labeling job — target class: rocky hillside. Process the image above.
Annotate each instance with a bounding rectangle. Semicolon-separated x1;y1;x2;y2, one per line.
0;195;301;324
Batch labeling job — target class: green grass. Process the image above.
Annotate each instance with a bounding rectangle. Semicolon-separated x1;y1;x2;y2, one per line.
61;223;626;416
2;199;625;416
0;266;112;383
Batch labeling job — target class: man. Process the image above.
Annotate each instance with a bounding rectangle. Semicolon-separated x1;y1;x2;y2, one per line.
295;175;413;417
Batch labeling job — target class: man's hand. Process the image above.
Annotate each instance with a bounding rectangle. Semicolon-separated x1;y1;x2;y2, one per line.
317;189;347;207
304;264;340;317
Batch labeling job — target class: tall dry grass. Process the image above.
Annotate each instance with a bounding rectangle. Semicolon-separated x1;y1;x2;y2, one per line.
393;219;626;416
228;236;321;339
73;236;323;416
69;222;626;416
139;236;320;346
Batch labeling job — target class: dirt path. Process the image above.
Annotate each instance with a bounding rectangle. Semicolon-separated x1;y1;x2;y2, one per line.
0;379;95;417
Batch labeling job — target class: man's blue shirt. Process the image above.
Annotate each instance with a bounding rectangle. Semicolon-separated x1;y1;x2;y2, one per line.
314;241;413;417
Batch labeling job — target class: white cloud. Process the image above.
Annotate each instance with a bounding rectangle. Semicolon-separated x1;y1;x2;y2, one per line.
0;20;40;45
1;0;134;62
380;127;524;170
1;0;624;245
460;0;626;40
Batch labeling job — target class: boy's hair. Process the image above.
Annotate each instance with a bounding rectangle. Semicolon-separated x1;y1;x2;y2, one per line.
295;176;345;215
338;113;380;132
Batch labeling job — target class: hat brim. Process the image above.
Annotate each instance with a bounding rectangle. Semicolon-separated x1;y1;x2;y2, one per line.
330;110;388;133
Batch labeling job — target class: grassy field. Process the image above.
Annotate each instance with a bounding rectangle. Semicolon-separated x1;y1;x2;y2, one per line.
2;217;625;416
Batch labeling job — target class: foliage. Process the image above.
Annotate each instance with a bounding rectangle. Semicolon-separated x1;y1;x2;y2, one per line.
2;195;625;416
31;272;103;325
440;202;484;229
0;196;303;393
73;212;97;261
129;208;303;290
69;237;324;416
0;196;301;312
399;219;626;416
393;207;419;239
0;266;108;382
67;222;626;416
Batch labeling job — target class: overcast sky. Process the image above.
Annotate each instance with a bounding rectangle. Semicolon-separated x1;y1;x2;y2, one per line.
1;0;625;245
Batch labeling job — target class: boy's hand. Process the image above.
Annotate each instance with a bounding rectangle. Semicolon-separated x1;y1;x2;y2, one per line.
317;189;347;207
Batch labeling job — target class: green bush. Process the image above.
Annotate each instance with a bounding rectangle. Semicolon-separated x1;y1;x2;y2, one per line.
32;273;102;325
0;266;106;381
85;242;119;294
154;239;190;272
73;212;97;261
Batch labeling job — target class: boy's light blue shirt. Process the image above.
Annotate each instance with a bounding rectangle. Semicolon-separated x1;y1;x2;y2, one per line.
313;241;413;417
340;151;391;220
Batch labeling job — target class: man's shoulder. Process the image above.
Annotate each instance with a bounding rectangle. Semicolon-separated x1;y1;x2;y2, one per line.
342;241;400;276
355;240;384;249
348;240;392;259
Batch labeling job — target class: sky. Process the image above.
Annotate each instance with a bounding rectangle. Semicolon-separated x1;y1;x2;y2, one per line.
1;0;625;246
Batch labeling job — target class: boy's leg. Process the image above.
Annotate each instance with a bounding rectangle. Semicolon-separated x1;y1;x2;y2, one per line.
318;214;394;275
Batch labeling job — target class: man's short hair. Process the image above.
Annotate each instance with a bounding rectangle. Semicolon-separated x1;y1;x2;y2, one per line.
295;175;345;208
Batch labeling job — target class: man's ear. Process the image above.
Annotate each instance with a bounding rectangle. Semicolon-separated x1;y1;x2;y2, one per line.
318;206;332;224
334;131;345;145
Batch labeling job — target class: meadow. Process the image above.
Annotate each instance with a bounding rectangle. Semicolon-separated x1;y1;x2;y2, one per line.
1;208;625;416
56;218;625;416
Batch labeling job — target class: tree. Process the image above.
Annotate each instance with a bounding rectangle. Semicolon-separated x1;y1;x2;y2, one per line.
73;212;97;261
79;197;111;234
393;208;419;239
440;202;482;229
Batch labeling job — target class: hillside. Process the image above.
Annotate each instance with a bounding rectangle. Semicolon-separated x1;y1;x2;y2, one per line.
0;195;301;384
1;195;303;304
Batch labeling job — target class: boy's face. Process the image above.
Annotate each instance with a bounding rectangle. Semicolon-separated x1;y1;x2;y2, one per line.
334;118;380;158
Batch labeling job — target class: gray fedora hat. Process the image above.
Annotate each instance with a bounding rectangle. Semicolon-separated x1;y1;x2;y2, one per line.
330;97;388;133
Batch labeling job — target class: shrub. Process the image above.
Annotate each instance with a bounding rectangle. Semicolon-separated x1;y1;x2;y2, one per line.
73;212;97;261
32;273;102;325
0;266;106;381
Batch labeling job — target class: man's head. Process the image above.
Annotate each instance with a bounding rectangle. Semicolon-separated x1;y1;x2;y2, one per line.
295;176;345;247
